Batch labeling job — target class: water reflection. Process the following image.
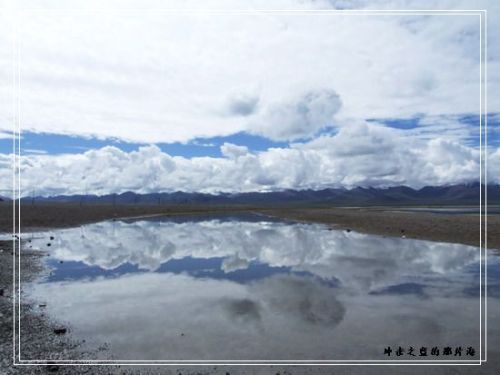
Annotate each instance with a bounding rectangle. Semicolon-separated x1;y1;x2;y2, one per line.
22;215;498;361
28;218;480;292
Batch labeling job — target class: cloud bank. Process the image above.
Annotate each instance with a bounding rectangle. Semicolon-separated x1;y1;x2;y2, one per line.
2;121;497;196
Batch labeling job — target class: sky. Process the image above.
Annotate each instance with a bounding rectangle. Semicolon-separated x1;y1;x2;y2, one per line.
0;0;499;196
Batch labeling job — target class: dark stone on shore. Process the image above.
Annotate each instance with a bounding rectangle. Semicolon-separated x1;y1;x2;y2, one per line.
50;236;54;240
53;328;67;335
47;243;51;247
401;229;405;233
0;289;3;296
47;364;59;372
59;260;63;264
346;228;352;232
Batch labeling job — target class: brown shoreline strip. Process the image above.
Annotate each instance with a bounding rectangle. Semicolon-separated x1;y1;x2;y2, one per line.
0;202;498;249
257;207;499;250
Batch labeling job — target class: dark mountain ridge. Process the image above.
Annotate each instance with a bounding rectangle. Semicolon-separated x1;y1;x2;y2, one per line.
15;183;500;206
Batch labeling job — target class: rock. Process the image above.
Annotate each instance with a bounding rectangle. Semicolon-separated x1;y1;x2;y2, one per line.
39;304;47;308
400;229;405;234
346;228;352;232
0;289;3;296
59;260;63;264
47;243;51;247
53;328;67;335
50;236;55;240
47;364;59;372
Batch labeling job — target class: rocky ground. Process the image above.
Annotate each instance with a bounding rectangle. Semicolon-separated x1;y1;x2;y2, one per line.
0;239;119;374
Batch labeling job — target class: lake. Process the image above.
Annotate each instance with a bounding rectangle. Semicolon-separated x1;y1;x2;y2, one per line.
19;214;499;362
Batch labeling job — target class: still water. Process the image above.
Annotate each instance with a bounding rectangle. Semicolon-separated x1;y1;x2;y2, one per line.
21;214;499;361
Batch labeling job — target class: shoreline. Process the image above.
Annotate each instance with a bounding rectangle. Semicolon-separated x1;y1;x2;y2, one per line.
0;240;115;374
257;207;500;250
1;203;498;249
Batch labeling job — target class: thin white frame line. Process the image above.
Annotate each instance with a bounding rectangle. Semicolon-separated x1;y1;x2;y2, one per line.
11;10;17;366
14;364;484;367
484;8;488;363
479;12;482;364
12;9;487;366
15;365;483;367
6;9;487;13
17;14;22;364
14;359;485;365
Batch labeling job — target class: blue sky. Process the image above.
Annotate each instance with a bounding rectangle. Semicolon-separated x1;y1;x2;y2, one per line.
1;113;497;157
0;130;289;157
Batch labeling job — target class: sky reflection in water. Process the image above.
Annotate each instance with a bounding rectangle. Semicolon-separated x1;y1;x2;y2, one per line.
22;215;499;361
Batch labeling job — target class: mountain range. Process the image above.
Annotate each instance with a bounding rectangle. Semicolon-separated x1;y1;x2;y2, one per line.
12;183;500;206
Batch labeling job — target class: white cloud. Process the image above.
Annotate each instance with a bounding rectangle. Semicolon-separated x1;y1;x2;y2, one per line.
220;142;249;159
1;121;496;196
0;0;497;194
0;0;497;143
252;89;341;141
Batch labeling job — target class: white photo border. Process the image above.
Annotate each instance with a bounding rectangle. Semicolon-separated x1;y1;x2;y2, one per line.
10;8;488;367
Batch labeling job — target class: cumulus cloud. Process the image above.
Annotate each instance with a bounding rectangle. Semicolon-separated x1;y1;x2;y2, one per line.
226;94;259;117
220;142;249;159
252;89;341;141
1;121;496;196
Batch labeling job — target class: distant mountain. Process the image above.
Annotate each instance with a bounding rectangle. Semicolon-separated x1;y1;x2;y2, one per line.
18;183;500;206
